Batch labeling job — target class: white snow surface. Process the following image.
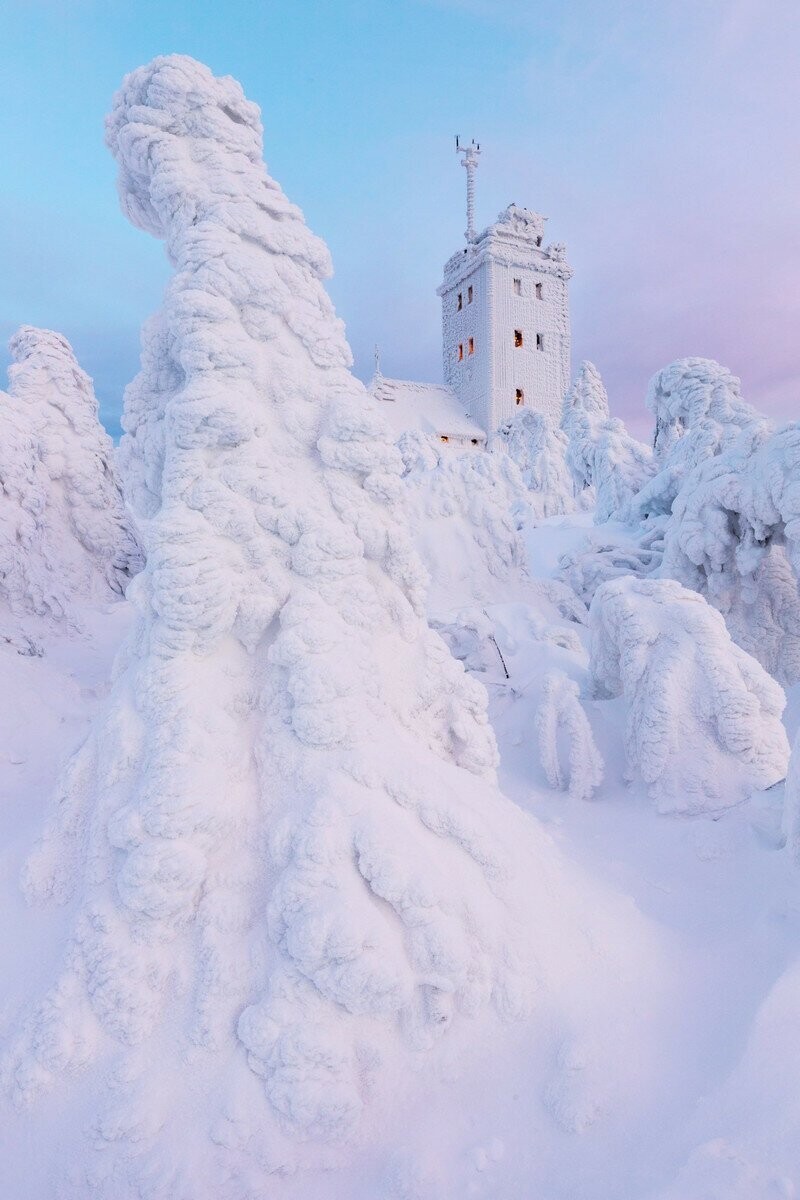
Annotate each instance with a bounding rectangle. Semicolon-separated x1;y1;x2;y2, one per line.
0;326;141;647
2;54;800;1200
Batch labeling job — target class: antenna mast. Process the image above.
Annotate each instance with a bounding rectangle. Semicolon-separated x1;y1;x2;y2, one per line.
455;135;481;244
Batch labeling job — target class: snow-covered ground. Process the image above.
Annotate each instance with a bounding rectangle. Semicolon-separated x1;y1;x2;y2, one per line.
2;510;799;1199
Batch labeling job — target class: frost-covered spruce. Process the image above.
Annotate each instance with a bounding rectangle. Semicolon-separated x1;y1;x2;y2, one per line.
8;56;584;1169
0;326;141;638
397;430;530;602
536;670;603;802
561;360;655;523
497;409;575;519
661;422;800;685
589;577;789;812
630;357;768;521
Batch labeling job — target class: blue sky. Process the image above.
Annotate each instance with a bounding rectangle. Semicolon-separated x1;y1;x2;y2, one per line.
1;0;797;436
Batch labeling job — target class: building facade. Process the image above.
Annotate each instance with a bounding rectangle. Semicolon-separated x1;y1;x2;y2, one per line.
437;203;573;436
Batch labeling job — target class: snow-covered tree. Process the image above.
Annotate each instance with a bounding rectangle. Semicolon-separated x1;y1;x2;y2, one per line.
589;577;789;813
561;361;655;523
558;520;666;606
536;670;603;801
0;326;141;642
497;409;575;518
8;57;611;1186
661;422;800;685
630;358;769;521
398;433;530;606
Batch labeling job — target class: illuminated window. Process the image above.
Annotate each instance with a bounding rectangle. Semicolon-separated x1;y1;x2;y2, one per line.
440;435;449;443
467;285;473;303
458;343;464;361
515;388;524;406
535;282;543;300
457;292;463;311
513;278;522;295
536;333;544;351
514;329;523;348
468;337;474;355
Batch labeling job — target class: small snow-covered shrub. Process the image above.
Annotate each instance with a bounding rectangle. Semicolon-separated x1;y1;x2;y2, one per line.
661;422;800;685
536;671;603;801
589;577;789;812
561;361;655;523
631;358;768;521
0;327;141;637
497;409;575;518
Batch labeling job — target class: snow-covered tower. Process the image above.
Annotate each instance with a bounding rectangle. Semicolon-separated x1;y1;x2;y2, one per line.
437;141;573;436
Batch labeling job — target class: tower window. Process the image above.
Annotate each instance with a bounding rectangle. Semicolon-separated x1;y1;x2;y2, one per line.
514;329;523;348
467;285;473;304
468;336;475;355
535;236;542;247
536;333;544;351
440;435;449;443
457;292;463;311
458;343;464;361
535;282;543;300
513;278;522;295
515;388;524;406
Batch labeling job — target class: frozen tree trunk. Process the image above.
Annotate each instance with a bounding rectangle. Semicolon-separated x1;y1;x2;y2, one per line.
7;57;587;1179
536;671;604;801
0;326;141;642
589;577;789;813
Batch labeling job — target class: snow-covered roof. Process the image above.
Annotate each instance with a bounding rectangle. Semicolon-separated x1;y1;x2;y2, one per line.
369;375;485;443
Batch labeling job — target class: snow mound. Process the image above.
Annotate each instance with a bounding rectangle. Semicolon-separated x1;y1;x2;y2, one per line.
589;576;789;812
536;670;603;801
496;408;576;518
661;422;800;685
4;56;639;1194
0;327;141;643
561;361;655;523
631;357;769;520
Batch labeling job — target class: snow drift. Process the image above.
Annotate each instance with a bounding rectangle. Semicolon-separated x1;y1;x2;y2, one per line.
0;326;141;643
4;56;645;1196
589;576;789;812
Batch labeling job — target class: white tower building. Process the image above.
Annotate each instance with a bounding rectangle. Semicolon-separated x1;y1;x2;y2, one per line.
437;139;573;436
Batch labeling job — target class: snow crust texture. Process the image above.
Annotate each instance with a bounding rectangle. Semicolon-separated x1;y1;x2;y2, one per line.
6;57;588;1186
0;327;141;642
561;361;655;523
589;576;789;812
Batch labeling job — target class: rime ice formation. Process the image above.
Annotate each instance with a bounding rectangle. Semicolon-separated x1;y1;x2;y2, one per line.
0;326;141;643
498;408;576;519
589;577;789;812
561;361;655;522
631;358;769;521
661;422;800;685
7;57;617;1188
536;670;603;802
558;521;666;606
